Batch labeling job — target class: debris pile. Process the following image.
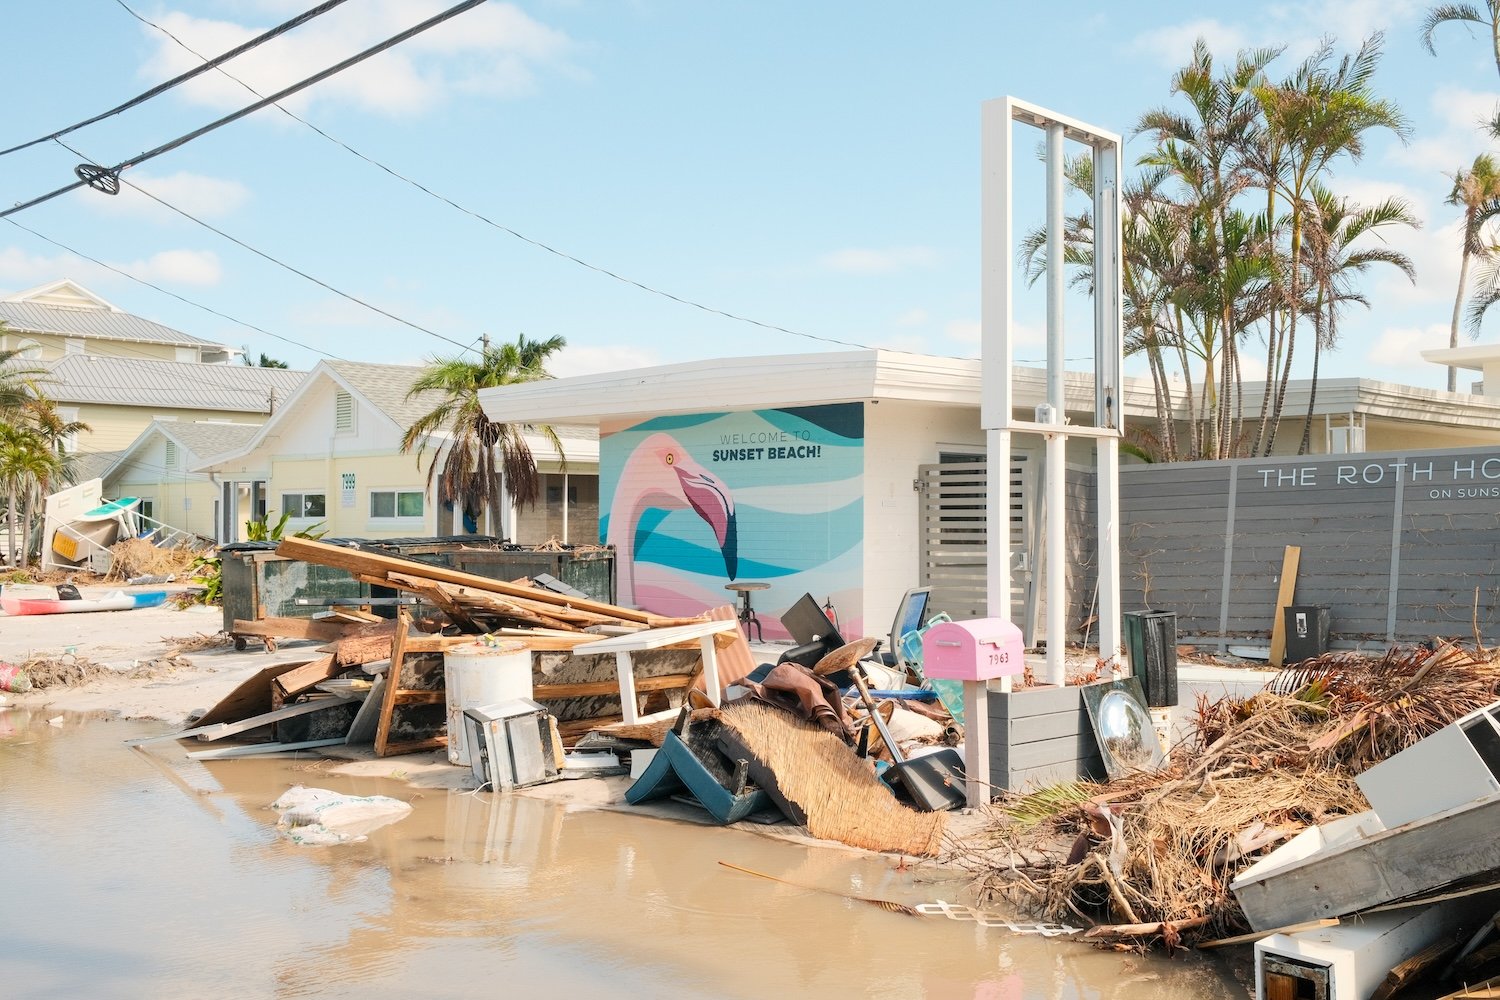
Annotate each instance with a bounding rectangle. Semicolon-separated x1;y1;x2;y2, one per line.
953;641;1500;949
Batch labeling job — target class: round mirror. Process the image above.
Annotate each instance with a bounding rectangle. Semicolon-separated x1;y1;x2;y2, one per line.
1096;689;1161;771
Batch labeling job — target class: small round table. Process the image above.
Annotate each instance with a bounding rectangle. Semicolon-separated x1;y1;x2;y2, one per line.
725;581;770;642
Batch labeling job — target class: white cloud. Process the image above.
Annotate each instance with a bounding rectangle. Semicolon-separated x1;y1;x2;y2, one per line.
1369;322;1451;367
89;171;251;222
550;344;661;378
1131;19;1246;68
138;2;578;118
122;249;223;286
946;319;980;345
894;308;928;327
818;246;938;275
0;245;220;288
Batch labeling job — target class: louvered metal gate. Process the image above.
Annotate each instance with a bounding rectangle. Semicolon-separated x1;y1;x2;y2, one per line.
916;454;1033;629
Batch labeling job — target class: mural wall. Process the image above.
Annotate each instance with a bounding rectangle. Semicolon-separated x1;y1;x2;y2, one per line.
600;404;865;639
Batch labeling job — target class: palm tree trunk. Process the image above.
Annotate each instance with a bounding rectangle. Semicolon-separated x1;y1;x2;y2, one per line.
5;485;17;567
1299;314;1325;456
21;485;38;566
1450;248;1473;393
1264;215;1304;456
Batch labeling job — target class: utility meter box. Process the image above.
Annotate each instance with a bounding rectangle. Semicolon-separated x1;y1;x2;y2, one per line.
922;618;1024;681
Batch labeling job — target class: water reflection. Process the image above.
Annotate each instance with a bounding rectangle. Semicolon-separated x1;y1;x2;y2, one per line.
0;710;1245;999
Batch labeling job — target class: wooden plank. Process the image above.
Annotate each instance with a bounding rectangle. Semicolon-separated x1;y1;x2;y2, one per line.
181;659;314;731
1197;918;1340;950
346;674;385;744
276;536;656;623
321;634;396;667
1267;545;1301;668
373;611;410;758
270;655;341;705
231;617;353;643
533;673;694;700
193;698;349;743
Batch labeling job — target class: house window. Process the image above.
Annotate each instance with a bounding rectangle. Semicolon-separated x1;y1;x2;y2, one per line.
334;390;354;432
64;338;83;354
57;407;80;453
370;490;423;519
282;492;327;518
15;339;41;360
164;441;178;468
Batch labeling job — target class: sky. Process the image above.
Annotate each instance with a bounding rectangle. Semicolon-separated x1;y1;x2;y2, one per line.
1;0;1498;392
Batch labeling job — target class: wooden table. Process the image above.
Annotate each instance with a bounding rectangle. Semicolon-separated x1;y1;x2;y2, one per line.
571;619;739;724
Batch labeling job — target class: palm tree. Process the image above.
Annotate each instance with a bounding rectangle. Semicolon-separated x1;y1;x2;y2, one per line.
1252;34;1409;455
0;344;49;420
1297;186;1419;452
1421;2;1500;76
400;334;566;535
1443;154;1500;390
0;424;57;566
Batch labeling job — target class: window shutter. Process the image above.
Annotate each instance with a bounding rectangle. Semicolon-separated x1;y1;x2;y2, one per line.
334;390;354;431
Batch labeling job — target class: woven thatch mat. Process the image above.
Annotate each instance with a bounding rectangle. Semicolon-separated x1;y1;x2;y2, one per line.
718;700;945;857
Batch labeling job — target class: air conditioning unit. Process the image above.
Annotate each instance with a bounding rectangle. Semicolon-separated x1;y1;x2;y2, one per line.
1328;426;1364;454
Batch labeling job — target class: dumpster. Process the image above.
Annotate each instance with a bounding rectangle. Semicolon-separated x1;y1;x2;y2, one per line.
1123;609;1178;708
450;547;616;604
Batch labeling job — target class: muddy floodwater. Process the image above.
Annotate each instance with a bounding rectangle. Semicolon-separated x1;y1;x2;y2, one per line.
0;710;1247;999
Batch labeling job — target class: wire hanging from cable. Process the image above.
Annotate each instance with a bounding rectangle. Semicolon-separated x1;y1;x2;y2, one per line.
1;0;487;221
0;0;354;159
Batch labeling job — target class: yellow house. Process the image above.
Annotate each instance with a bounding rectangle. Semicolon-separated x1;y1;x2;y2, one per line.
100;421;262;540
198;360;599;544
0;278;306;463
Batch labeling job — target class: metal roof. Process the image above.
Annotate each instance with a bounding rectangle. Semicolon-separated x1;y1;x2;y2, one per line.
42;355;307;412
0;300;228;349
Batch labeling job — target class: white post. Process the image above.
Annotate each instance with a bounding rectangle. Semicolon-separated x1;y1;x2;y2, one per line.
1043;122;1067;686
561;472;570;543
1094;138;1124;672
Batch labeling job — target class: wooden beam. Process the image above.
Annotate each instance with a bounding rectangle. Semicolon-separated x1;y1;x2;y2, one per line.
320;634;396;668
277;536;655;622
533;673;694;700
1267;544;1301;668
373;611;410;757
232;617;353;642
270;655;341;705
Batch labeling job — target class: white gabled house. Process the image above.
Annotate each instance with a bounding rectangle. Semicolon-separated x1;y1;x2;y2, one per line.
196;360;598;544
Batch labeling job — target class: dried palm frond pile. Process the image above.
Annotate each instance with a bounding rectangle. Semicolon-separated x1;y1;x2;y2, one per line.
104;538;198;581
950;641;1500;949
19;653;194;689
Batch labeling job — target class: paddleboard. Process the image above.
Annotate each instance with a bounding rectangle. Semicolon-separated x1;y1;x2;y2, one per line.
78;497;140;522
0;590;168;616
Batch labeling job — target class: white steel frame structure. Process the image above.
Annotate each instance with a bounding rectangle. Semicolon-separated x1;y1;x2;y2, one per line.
973;97;1124;805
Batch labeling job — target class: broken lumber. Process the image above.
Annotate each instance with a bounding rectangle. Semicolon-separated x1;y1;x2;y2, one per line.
1267;545;1301;668
277;536;656;622
320;634;397;668
270;655;341;705
232;617;355;643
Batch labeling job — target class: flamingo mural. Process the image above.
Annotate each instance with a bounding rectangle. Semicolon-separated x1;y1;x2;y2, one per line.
606;432;737;608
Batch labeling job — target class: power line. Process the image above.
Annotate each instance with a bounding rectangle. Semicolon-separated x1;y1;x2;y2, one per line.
1;0;488;221
111;0;882;355
0;0;353;159
2;215;342;361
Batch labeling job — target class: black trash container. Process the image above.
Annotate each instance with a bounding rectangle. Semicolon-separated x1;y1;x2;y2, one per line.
1284;605;1331;663
1123;609;1178;708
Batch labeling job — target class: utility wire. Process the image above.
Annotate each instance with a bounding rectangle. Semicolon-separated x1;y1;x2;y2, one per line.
1;0;487;221
0;0;353;159
1;215;341;360
111;0;881;355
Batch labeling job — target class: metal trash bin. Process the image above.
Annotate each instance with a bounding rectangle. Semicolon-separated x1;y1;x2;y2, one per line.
1284;605;1330;663
1123;610;1178;708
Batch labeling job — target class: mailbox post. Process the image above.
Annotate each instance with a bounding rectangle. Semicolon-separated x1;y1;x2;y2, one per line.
924;618;1026;807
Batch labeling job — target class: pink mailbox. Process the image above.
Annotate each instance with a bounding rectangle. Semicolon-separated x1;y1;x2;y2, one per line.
922;618;1025;681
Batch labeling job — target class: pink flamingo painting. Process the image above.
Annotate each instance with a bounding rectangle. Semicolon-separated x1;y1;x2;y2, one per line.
607;432;737;609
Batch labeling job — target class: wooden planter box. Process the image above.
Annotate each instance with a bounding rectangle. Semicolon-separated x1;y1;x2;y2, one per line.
989;682;1107;792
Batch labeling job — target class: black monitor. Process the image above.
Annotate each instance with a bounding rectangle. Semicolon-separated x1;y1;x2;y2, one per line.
779;593;845;648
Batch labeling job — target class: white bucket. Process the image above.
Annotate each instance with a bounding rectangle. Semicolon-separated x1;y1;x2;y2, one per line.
443;641;532;766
